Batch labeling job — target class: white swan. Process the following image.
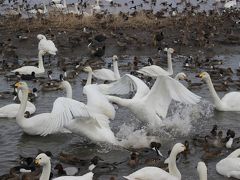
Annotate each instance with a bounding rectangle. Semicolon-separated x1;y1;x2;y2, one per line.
137;48;174;77
224;0;236;8
85;55;120;81
174;72;187;81
15;81;90;136
199;72;240;111
53;0;67;9
0;90;36;118
37;34;58;55
12;50;45;75
63;84;117;144
106;75;200;128
123;143;186;180
216;148;240;179
35;153;93;180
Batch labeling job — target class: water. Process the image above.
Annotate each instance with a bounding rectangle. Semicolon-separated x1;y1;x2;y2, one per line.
0;49;240;179
0;0;240;179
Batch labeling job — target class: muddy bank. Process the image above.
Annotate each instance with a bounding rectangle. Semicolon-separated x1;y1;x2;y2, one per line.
0;10;240;62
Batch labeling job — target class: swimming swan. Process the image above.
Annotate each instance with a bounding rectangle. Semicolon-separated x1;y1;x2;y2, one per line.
0;90;36;118
37;34;58;55
85;55;120;82
106;75;200;127
15;81;90;136
137;48;174;77
35;153;93;180
216;148;240;179
12;50;45;75
199;72;240;111
123;143;186;180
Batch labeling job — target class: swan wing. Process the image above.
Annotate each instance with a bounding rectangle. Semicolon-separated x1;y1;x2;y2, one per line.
53;172;94;180
38;39;57;55
123;167;178;180
12;66;41;75
142;76;201;118
137;65;170;77
83;84;116;119
221;92;240;108
93;69;116;81
37;97;90;136
98;74;150;99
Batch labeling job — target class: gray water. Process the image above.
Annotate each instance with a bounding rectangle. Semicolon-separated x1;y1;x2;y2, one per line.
0;0;240;179
0;49;240;179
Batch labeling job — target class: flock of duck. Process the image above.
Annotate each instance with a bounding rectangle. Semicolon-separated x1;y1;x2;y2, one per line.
1;0;238;18
0;25;240;179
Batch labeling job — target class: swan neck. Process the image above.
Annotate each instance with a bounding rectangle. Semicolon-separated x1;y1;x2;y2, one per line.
227;149;240;158
168;151;181;179
86;71;93;85
174;73;180;80
62;81;72;99
167;52;173;75
16;88;28;121
199;170;207;180
40;161;51;180
38;52;44;71
107;96;129;107
205;77;222;106
113;61;120;79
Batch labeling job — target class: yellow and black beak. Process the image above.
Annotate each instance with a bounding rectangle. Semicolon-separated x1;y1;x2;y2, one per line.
15;82;21;88
35;159;40;166
196;72;204;78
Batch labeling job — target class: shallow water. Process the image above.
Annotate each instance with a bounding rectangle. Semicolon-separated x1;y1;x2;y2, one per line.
0;48;240;179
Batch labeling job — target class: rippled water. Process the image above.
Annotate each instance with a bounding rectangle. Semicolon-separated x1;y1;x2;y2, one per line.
0;48;240;179
0;0;240;178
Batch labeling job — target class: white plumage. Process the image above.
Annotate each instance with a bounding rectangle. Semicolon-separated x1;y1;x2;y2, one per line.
216;149;240;179
106;75;200;127
137;48;174;77
37;34;58;55
35;153;93;180
199;72;240;111
12;50;45;75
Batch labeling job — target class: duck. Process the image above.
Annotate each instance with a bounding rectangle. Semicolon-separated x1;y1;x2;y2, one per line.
12;50;46;75
123;143;186;180
106;74;200;129
198;72;240;111
0;88;36;118
54;163;79;176
137;48;174;77
35;153;94;180
216;148;240;179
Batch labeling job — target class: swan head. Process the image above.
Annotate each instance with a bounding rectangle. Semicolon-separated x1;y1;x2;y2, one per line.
112;55;118;62
37;34;46;40
83;66;93;72
15;82;28;91
172;143;186;154
35;153;50;166
198;72;210;81
197;162;207;176
176;72;188;81
164;47;174;53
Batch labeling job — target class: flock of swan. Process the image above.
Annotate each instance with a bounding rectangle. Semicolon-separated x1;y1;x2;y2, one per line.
1;33;240;179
